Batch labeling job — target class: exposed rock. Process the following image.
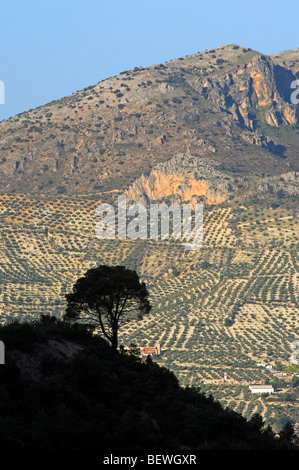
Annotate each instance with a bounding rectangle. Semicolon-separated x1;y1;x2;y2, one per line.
254;172;299;196
265;110;282;127
157;135;166;145
196;53;298;130
281;104;298;125
240;130;286;157
126;154;240;206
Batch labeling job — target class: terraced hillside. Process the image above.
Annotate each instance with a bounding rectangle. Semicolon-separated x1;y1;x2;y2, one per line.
0;191;298;433
0;43;298;434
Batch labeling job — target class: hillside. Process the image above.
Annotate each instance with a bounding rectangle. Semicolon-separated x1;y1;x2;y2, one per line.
0;43;298;198
0;316;296;451
0;43;298;436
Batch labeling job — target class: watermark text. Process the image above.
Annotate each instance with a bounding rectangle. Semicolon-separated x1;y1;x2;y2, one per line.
95;195;203;251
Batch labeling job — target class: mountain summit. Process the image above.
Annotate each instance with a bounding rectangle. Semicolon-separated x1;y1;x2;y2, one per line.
0;44;298;200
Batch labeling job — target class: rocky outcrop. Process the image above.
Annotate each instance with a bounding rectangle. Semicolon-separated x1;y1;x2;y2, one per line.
126;154;240;206
240;130;286;157
253;171;299;196
127;151;298;206
196;54;299;129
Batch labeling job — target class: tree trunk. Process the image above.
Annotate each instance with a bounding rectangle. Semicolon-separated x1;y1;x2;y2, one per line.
111;327;118;352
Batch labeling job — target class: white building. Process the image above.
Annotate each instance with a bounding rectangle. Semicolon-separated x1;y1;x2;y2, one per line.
249;384;274;394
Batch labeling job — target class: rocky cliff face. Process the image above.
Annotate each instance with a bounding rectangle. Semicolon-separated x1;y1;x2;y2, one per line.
0;44;298;197
126;154;243;206
254;171;299;196
194;54;299;129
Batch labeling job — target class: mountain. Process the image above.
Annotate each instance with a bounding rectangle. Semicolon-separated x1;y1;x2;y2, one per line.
0;43;298;200
0;44;298;436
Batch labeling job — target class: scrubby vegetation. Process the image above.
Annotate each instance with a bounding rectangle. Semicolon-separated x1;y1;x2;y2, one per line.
0;316;297;450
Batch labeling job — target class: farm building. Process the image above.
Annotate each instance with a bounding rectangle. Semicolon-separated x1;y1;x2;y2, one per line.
249;384;274;394
142;344;161;356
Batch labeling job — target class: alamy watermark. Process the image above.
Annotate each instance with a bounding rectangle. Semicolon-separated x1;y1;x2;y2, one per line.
0;81;5;105
290;79;299;105
95;195;203;251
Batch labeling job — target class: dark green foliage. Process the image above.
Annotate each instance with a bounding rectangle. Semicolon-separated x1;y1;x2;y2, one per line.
64;265;151;351
0;317;296;451
279;421;299;447
0;315;94;352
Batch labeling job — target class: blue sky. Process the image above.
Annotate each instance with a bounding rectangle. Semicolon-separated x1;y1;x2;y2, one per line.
0;0;298;121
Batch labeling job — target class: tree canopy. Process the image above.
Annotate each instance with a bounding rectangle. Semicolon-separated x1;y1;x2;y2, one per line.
64;265;151;351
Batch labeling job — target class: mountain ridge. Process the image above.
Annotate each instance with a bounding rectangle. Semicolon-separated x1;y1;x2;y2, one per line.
0;43;298;200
